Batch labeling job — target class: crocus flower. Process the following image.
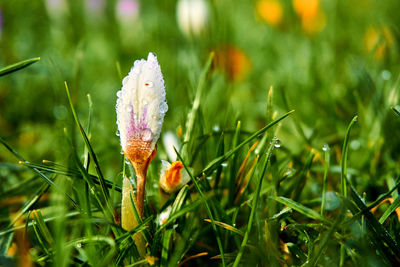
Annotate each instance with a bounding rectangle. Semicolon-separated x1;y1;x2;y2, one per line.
159;160;190;194
176;0;209;37
116;52;167;166
117;52;167;257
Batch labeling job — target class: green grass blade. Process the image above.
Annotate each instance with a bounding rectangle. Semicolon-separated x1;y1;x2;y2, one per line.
170;186;189;215
291;151;314;201
341;116;358;197
271;196;326;222
347;178;400;262
0;137;78;207
155;199;201;235
204;219;244;236
379;195;400;223
182;52;214;160
233;141;275;267
20;161;121;192
64;81;110;202
214;132;225;189
161;229;173;266
229;121;241;203
307;208;345;266
0;57;40;77
391;106;400;116
115;216;153;243
175;148;226;267
32;210;54;246
9;183;50;226
321;145;330;216
200;110;294;176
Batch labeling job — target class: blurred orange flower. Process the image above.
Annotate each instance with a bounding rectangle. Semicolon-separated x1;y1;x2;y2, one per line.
301;10;326;35
293;0;326;34
364;26;394;61
293;0;319;20
215;46;251;82
257;0;283;27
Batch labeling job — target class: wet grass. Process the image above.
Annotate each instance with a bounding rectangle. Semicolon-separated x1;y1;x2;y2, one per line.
1;0;400;266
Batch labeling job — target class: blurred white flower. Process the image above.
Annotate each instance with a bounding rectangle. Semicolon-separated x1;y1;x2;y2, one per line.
176;0;209;37
45;0;67;17
162;131;181;161
116;52;167;163
159;160;190;194
86;0;105;15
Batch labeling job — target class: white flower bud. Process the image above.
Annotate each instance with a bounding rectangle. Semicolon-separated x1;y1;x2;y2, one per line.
116;52;167;163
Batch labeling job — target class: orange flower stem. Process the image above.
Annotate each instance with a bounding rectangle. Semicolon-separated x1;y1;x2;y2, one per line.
132;161;147;218
121;147;156;257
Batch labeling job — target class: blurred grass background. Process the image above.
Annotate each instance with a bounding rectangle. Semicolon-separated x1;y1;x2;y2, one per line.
1;0;400;266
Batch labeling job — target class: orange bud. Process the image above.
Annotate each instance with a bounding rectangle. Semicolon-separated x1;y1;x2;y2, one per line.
159;160;190;194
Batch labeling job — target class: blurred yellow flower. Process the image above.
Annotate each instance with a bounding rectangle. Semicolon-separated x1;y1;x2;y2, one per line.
293;0;325;34
301;10;326;35
364;26;394;61
257;0;283;27
293;0;319;20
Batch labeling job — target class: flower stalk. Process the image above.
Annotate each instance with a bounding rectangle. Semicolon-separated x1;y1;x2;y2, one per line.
117;52;167;257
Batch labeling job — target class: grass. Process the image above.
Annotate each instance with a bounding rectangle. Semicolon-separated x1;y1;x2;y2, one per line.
1;0;400;266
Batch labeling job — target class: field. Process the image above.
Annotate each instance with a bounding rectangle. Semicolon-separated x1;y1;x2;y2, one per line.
1;0;400;266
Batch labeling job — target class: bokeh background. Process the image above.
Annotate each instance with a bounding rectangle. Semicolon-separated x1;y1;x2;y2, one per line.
1;0;400;186
1;0;400;264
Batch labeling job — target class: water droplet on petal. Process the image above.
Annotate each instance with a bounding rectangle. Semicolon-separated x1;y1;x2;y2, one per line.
141;128;153;141
116;91;122;98
144;81;153;87
122;76;129;86
127;105;133;113
116;130;120;136
160;102;168;113
133;113;138;120
142;100;148;106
